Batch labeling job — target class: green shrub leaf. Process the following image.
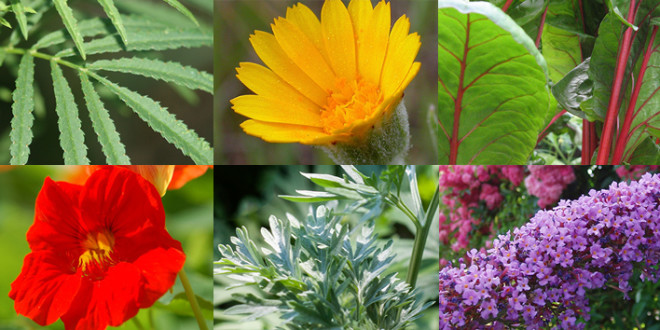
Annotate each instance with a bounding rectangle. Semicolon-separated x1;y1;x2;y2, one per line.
96;0;128;45
89;57;212;93
51;61;89;164
161;0;199;26
91;73;212;164
79;71;130;165
53;0;86;59
10;0;29;40
9;53;34;164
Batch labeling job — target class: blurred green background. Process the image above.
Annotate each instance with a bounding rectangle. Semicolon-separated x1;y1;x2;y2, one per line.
213;165;440;329
0;0;213;164
0;166;213;329
214;0;438;164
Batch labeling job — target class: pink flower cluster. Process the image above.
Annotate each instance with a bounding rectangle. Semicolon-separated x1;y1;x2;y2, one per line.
616;165;659;180
524;166;576;209
439;173;660;329
438;166;525;251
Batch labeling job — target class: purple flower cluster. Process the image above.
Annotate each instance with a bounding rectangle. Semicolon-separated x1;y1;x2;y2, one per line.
439;173;660;329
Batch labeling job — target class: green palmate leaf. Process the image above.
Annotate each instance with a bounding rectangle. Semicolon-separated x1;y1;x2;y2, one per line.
9;53;34;164
56;27;212;57
97;0;128;45
10;0;28;40
90;73;212;164
551;57;592;119
79;71;130;165
542;0;583;83
88;57;213;93
53;0;86;59
161;0;199;26
438;1;551;164
50;61;89;164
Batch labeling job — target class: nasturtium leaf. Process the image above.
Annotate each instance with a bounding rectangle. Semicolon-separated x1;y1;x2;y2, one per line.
438;0;552;164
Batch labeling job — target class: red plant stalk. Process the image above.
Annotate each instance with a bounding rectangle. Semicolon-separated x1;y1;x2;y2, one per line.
596;0;638;165
537;109;567;146
535;6;549;48
582;120;592;164
612;25;658;163
502;0;514;12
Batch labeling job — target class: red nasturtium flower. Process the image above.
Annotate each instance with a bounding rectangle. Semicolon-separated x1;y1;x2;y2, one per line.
9;166;185;329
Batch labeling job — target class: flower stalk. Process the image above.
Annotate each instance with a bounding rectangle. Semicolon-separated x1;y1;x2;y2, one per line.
179;269;209;330
406;184;439;288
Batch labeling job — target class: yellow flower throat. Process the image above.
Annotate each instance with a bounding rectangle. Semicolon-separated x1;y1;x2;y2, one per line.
78;231;115;275
321;78;383;133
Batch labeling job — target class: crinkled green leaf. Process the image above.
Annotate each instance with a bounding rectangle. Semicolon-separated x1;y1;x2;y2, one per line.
10;0;28;40
627;137;660;164
438;1;551;164
9;53;34;164
79;71;130;165
161;0;198;26
53;0;86;59
91;73;212;164
51;61;89;164
56;27;211;57
551;58;592;119
89;57;213;93
97;0;128;45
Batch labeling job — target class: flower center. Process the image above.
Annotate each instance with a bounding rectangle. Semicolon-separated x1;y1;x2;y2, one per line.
321;78;383;133
78;231;115;276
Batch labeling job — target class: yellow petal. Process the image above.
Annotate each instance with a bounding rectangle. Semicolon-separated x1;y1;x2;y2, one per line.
393;61;421;97
272;17;336;92
321;0;356;80
358;0;390;85
240;119;336;144
249;31;328;107
380;32;420;97
286;3;330;65
348;0;373;36
236;62;320;116
231;94;323;127
379;14;410;85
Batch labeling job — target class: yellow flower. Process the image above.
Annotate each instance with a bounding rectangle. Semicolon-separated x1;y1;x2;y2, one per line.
231;0;421;146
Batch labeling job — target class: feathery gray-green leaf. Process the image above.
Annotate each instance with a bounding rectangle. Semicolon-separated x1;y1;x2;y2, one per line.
10;0;28;40
97;0;128;46
89;57;213;93
161;0;199;26
79;71;131;165
53;0;86;59
90;73;212;164
56;27;211;57
9;54;34;165
51;61;89;164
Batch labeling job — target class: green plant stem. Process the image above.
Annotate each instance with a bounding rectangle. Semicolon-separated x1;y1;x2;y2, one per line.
0;46;83;71
179;269;208;330
405;185;439;288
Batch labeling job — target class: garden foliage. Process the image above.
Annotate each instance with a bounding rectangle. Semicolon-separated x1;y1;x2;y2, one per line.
215;166;439;329
438;0;660;164
0;0;213;164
